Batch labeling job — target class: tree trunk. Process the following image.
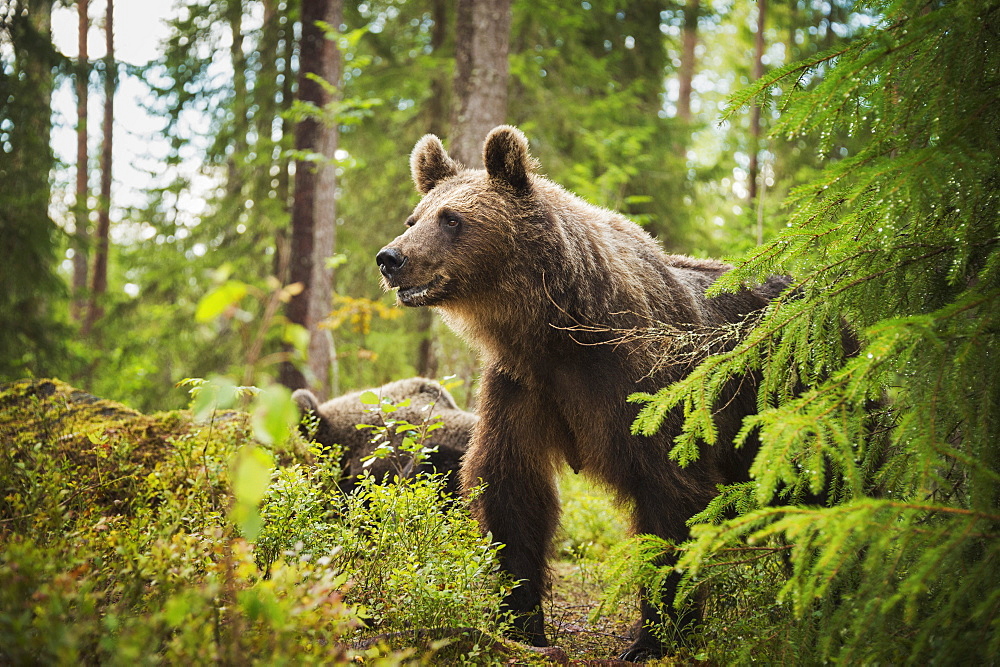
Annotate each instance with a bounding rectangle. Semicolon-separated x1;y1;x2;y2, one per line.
72;0;89;320
276;6;294;213
426;0;449;138
84;0;113;334
280;0;341;399
677;0;699;123
448;0;511;168
256;0;280;189
747;0;766;207
308;0;342;400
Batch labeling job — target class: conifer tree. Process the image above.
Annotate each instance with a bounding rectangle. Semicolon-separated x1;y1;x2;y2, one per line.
628;0;1000;661
0;0;69;380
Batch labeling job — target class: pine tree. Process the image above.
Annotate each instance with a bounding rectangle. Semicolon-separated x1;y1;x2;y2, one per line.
0;0;70;380
629;0;1000;661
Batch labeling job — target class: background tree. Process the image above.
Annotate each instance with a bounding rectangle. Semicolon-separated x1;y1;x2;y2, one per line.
84;0;113;334
279;0;343;400
3;0;887;413
71;0;89;320
0;0;70;380
449;0;510;167
676;0;698;125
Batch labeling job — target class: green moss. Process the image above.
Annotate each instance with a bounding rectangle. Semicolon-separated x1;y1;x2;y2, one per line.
0;378;312;521
1;380;196;514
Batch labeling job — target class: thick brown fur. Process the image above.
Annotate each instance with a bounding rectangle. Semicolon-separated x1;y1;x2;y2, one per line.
293;378;476;497
377;126;792;660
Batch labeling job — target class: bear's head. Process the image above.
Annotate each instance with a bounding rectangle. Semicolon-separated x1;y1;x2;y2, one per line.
376;125;541;308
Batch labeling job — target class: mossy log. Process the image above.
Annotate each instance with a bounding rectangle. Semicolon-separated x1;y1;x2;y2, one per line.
0;378;308;519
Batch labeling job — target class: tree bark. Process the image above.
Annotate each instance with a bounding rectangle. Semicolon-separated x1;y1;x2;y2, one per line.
677;0;699;123
84;0;113;333
426;0;449;138
256;0;280;184
308;0;341;400
72;0;89;320
747;0;766;206
448;0;511;168
280;0;341;399
276;6;294;213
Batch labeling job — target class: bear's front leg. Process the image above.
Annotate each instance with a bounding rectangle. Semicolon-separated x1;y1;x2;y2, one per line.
461;367;567;647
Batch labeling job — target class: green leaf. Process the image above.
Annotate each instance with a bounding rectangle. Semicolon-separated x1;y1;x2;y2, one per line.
231;445;275;506
251;384;298;446
191;376;239;421
282;323;310;352
195;280;249;323
231;502;265;542
163;594;191;628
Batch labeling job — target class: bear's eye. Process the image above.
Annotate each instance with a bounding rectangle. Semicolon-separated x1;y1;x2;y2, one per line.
404;216;416;228
440;210;463;231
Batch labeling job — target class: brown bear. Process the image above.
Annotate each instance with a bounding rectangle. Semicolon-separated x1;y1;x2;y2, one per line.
292;377;476;497
376;126;791;660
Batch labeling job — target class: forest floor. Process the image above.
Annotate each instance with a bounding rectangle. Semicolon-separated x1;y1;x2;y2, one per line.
545;560;636;662
540;560;704;665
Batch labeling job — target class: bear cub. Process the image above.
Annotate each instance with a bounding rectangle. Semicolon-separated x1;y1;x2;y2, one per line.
293;378;475;497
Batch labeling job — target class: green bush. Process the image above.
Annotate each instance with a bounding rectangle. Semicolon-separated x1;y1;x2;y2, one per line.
0;379;513;664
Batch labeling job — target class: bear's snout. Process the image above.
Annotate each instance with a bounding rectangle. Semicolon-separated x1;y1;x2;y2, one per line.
376;246;406;280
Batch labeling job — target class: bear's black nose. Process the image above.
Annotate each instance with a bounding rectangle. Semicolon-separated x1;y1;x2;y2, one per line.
376;247;406;279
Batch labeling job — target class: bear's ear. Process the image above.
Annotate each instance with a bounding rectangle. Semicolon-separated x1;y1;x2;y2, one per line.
291;388;323;439
291;388;320;416
410;134;459;194
483;125;536;193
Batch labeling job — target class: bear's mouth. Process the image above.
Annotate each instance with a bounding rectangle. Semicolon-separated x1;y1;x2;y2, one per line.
397;275;448;307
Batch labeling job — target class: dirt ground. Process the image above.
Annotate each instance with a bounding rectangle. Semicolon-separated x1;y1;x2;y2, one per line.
546;560;635;660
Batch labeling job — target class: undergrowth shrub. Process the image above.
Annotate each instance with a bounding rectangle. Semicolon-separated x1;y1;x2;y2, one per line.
255;468;512;640
0;378;513;664
334;475;510;633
